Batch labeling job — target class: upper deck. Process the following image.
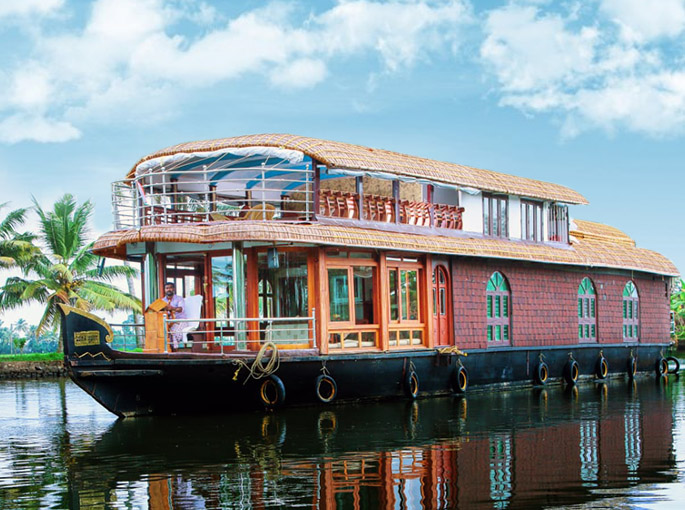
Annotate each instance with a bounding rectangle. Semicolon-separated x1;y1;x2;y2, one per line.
112;134;584;244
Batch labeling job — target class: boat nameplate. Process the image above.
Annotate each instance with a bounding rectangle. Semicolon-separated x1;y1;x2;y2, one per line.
74;331;101;347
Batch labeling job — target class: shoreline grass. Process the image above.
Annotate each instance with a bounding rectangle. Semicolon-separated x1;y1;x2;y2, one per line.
0;352;62;362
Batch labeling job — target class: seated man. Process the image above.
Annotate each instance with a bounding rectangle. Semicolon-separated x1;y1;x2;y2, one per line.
162;282;186;349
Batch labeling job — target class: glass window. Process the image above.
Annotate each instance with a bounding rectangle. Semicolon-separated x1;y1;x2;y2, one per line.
353;266;376;325
328;268;349;322
521;200;543;242
389;269;399;321
212;256;233;319
483;194;508;238
258;251;308;318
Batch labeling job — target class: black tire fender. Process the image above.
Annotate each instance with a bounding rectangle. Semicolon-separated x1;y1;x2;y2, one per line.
452;365;469;394
595;356;609;380
564;359;579;385
259;374;286;408
666;356;680;374
405;370;419;399
315;374;338;403
534;361;549;385
627;357;637;379
656;357;668;377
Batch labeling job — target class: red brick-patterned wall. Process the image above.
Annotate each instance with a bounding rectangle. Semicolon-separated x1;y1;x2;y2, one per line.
450;258;670;350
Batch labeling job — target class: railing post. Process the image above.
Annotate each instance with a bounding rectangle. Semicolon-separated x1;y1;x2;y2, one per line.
312;308;317;349
163;316;168;353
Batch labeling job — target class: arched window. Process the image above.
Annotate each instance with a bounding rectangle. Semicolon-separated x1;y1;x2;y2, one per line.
623;281;639;341
578;277;597;342
486;271;511;345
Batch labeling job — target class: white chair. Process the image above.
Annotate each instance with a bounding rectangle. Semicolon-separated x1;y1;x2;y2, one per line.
181;294;203;345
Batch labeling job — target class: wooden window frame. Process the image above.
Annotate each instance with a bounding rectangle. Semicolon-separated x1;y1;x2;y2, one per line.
578;277;597;342
387;258;425;348
486;271;511;346
521;199;543;242
483;193;508;238
623;281;639;342
326;256;380;350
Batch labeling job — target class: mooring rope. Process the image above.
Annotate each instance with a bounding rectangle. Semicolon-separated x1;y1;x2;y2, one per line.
232;342;280;384
437;345;467;356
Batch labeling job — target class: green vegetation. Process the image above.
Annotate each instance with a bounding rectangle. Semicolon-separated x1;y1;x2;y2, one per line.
0;194;141;336
0;194;143;352
0;352;62;362
671;279;685;342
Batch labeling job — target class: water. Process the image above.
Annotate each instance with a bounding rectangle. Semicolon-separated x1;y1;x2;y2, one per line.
1;376;684;509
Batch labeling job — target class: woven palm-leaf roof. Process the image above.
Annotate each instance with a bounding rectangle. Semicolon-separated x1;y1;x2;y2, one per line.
571;219;635;247
128;134;588;205
93;220;677;276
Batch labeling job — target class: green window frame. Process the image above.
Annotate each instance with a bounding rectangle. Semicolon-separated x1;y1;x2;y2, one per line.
486;271;511;344
578;277;597;342
623;281;639;341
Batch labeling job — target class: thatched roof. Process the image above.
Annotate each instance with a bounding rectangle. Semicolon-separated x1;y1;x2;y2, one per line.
127;134;588;205
92;220;677;276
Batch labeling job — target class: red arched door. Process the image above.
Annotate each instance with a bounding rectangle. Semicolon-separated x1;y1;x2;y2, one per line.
432;265;452;346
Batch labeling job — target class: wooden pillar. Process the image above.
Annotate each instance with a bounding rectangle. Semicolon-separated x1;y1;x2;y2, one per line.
427;184;434;228
424;255;434;348
356;176;364;220
393;180;400;224
379;252;390;351
318;247;329;354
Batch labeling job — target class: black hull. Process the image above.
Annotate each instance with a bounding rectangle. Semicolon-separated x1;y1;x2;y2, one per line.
59;305;673;417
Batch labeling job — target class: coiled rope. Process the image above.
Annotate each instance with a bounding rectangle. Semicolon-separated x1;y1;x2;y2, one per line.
437;346;467;356
232;342;280;384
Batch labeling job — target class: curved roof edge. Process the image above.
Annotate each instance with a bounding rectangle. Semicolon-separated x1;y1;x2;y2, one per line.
92;221;677;277
127;134;589;205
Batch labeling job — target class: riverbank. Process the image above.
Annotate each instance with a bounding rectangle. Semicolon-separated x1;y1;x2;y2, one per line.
0;360;67;379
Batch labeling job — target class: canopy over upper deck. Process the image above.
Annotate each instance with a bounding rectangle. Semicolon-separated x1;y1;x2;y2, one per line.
127;134;588;205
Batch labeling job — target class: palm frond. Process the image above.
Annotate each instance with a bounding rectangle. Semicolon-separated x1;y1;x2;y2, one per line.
0;204;28;239
83;264;139;282
78;281;142;313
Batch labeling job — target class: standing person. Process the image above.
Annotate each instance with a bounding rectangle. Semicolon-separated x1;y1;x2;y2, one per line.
162;282;186;349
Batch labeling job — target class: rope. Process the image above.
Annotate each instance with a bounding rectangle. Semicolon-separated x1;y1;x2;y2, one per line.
232;342;280;384
437;346;468;357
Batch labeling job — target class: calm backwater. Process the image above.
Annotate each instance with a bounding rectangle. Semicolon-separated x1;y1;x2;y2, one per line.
1;375;684;509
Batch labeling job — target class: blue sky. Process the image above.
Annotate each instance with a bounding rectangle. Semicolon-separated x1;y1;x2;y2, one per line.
1;0;684;322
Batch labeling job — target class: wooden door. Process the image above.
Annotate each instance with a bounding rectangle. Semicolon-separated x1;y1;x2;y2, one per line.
432;265;451;346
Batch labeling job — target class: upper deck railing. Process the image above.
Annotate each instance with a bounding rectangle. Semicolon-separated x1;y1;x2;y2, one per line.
111;163;464;231
112;165;315;230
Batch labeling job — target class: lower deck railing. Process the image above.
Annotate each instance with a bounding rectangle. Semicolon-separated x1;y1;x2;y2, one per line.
111;316;316;354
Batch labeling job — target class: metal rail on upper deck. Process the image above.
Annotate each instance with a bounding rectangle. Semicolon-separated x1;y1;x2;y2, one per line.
112;165;315;230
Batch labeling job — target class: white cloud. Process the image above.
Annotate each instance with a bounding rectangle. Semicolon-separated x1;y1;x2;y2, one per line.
0;0;64;19
270;58;328;89
0;0;471;144
481;2;685;137
0;114;81;144
600;0;685;42
481;5;598;92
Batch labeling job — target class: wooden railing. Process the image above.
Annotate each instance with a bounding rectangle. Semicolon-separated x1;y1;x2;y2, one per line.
319;190;464;229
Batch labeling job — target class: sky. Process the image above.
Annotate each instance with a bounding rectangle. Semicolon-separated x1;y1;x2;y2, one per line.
1;0;684;325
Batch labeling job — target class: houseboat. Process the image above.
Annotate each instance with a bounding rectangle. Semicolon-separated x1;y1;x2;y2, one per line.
59;134;679;417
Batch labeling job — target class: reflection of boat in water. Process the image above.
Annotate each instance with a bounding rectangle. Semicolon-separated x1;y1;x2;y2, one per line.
68;378;677;509
59;134;679;417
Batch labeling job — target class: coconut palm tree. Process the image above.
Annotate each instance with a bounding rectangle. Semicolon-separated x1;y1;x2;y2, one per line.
0;202;36;268
0;194;141;335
